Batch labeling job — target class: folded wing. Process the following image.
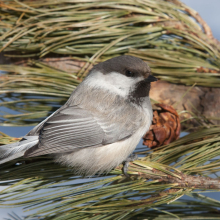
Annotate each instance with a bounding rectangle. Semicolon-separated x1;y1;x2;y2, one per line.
25;105;140;157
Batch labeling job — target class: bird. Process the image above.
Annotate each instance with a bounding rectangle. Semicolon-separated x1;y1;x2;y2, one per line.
0;55;157;176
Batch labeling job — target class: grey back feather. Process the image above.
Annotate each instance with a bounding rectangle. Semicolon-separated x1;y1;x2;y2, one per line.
25;83;144;157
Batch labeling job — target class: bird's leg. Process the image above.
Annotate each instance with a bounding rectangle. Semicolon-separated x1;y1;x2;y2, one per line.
122;154;138;177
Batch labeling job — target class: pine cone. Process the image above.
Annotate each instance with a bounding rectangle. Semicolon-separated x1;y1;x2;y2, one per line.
143;103;181;148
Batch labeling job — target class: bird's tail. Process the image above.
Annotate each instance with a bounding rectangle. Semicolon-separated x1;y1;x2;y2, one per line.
0;136;38;164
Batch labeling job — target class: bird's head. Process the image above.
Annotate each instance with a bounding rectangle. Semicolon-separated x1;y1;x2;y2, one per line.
86;55;157;104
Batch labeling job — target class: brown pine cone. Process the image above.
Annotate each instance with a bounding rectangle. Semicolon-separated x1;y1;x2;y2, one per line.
143;103;181;148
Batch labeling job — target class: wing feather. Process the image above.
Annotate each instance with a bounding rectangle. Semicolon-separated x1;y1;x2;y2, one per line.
25;105;142;157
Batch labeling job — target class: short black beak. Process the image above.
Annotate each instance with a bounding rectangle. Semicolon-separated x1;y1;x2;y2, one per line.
145;75;158;82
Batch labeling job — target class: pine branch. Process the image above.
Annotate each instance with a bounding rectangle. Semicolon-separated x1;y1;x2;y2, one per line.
0;0;220;219
130;164;220;189
1;126;220;219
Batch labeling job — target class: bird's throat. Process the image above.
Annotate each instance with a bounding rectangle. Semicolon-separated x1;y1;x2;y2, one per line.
128;81;151;105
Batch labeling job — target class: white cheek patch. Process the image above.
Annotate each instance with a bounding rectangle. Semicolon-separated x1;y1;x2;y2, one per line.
85;71;142;97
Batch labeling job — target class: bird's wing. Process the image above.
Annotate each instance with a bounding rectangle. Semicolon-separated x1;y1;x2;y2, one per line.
25;105;141;157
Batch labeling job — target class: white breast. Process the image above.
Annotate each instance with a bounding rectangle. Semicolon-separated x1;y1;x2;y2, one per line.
55;105;152;176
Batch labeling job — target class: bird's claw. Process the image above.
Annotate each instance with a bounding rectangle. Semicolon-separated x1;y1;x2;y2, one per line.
122;154;138;177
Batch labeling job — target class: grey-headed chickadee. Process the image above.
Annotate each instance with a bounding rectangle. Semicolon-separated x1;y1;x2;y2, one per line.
0;55;157;176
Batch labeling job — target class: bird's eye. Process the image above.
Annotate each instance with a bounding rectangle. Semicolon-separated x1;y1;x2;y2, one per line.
125;70;135;77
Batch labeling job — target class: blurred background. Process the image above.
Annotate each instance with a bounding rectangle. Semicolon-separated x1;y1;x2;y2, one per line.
0;0;220;219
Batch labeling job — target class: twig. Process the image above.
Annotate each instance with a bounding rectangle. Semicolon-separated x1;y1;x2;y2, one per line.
130;165;220;189
184;8;213;39
166;0;213;39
